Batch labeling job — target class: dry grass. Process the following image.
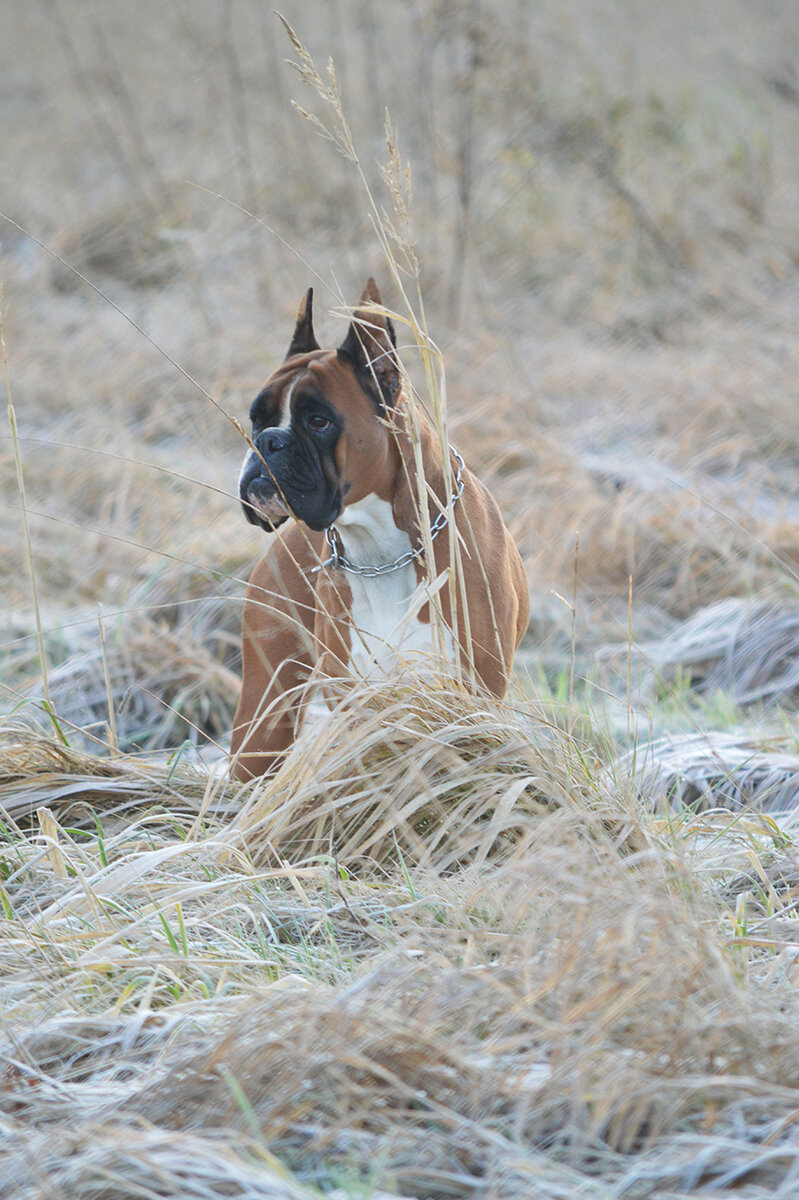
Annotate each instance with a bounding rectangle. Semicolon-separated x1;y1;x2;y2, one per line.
642;598;799;708
3;697;799;1197
619;727;799;815
4;2;799;1196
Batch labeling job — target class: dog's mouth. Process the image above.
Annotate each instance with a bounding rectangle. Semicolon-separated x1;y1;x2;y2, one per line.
239;447;341;533
247;489;288;521
242;478;291;530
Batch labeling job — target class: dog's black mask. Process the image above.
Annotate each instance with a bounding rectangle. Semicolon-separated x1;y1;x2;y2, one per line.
239;282;398;534
239;378;344;533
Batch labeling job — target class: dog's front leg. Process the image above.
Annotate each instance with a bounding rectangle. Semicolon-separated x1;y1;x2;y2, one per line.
230;538;317;781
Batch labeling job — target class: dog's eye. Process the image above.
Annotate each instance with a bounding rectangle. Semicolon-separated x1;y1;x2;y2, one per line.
306;414;331;433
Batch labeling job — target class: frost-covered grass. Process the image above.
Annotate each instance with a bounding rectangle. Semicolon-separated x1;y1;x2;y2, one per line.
3;684;799;1198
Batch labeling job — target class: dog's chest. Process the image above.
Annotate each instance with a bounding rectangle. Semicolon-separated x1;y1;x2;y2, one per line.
333;495;449;678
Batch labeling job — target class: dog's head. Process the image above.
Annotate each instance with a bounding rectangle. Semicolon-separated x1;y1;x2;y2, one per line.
239;278;401;533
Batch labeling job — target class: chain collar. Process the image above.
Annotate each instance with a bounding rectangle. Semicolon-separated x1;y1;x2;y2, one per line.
312;446;466;578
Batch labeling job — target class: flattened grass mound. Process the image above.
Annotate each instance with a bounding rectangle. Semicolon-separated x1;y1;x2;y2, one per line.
644;599;799;710
624;729;799;816
13;564;245;755
0;724;223;823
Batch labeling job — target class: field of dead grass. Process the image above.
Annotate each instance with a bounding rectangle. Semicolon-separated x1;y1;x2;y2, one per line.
4;2;799;1196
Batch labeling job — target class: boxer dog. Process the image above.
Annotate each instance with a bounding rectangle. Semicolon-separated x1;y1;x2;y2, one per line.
231;280;529;779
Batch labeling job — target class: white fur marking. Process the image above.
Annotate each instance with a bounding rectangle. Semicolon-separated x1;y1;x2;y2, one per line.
335;495;454;679
239;375;299;484
277;375;298;430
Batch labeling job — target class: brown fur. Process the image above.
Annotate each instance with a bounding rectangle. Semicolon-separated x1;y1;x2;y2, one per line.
231;289;529;780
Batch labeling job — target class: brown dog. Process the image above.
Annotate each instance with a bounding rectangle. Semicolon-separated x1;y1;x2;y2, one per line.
230;280;529;779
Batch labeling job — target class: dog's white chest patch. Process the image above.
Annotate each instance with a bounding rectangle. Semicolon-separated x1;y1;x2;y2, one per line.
334;495;452;679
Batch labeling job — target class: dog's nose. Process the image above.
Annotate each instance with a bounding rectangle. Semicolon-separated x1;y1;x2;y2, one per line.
257;429;290;456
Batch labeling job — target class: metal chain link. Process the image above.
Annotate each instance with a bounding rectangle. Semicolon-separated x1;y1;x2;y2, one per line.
313;446;466;577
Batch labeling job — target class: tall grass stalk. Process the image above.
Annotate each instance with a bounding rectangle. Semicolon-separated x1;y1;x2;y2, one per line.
2;290;51;708
278;16;479;681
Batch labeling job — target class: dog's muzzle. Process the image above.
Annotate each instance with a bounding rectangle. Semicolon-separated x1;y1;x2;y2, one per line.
238;426;344;533
239;444;290;530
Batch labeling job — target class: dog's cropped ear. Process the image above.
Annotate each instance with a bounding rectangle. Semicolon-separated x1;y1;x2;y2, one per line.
285;287;320;358
337;278;400;407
